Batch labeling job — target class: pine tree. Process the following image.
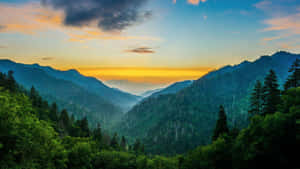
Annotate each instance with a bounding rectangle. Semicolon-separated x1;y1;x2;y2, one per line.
284;58;300;90
59;109;71;134
120;136;127;151
141;144;145;153
262;70;281;115
110;133;119;149
7;70;16;92
30;86;42;108
0;72;6;87
50;102;58;122
212;105;229;141
249;80;263;116
70;114;75;123
133;139;141;153
30;86;36;101
93;123;102;143
78;117;90;137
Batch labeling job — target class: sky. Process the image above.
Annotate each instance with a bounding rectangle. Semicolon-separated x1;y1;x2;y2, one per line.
0;0;300;94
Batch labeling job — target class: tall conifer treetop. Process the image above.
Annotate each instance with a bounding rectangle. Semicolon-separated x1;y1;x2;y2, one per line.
212;105;229;141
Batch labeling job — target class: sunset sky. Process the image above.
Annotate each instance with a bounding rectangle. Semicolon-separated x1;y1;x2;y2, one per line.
0;0;300;94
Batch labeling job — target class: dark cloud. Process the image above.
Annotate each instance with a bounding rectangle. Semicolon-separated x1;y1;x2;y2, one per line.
125;47;155;54
41;57;53;60
41;0;151;31
0;25;6;30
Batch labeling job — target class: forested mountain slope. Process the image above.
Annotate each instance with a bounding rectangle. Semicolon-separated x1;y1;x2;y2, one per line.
117;51;300;154
0;60;123;128
0;60;140;112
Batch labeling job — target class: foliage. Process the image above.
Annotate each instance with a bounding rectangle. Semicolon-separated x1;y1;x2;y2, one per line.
0;89;67;169
0;72;180;169
262;70;281;115
284;58;300;90
232;112;297;169
212;105;229;141
248;80;263;116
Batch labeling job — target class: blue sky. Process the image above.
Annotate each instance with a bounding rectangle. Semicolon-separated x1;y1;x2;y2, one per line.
0;0;300;93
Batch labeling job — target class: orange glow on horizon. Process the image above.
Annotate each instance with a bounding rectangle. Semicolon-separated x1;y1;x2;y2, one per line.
77;67;215;84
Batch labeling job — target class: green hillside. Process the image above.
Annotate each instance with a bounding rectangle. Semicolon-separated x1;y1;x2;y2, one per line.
116;52;300;154
0;69;298;169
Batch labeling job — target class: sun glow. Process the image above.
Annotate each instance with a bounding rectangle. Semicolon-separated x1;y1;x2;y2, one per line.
78;67;215;84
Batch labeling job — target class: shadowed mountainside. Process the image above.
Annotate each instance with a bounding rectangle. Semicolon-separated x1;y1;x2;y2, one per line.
0;60;140;128
116;51;300;154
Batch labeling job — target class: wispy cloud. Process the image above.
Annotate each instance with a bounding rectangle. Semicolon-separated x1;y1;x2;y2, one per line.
68;30;160;42
262;36;282;42
187;0;206;5
173;0;207;5
254;0;272;11
279;42;300;50
255;0;300;45
41;57;53;60
263;13;300;34
0;2;64;34
125;47;155;54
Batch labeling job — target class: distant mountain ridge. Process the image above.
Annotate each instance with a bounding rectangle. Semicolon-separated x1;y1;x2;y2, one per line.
149;80;193;98
140;88;163;98
28;62;140;111
140;80;193;98
0;60;140;128
116;51;300;155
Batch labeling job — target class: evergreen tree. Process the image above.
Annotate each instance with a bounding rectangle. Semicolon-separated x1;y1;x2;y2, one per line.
128;145;132;151
59;109;71;134
110;133;119;149
133;139;141;153
78;117;90;137
141;144;145;153
212;105;229;141
262;70;281;115
70;114;75;124
93;123;102;143
30;86;42;108
120;136;127;151
284;58;300;90
0;72;6;87
249;80;263;116
30;86;36;100
49;103;58;122
6;70;16;92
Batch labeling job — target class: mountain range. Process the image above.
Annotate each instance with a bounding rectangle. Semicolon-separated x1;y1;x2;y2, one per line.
149;80;193;98
115;51;300;154
1;51;298;155
0;60;140;128
105;80;165;96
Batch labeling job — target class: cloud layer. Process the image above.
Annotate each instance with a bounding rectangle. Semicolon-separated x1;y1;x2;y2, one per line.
173;0;207;5
41;0;151;31
125;47;155;54
255;0;300;49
